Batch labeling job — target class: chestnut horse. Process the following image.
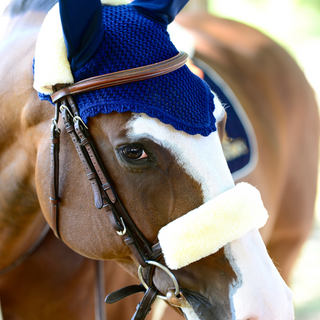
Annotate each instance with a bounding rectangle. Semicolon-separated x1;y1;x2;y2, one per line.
0;0;317;319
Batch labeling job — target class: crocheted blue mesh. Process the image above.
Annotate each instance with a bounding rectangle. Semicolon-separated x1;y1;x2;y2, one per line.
38;4;216;136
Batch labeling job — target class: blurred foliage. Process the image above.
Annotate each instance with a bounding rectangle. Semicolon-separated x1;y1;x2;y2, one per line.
298;0;320;13
208;0;320;62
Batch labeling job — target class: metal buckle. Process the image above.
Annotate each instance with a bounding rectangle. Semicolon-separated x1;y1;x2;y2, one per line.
138;260;180;301
73;116;88;129
51;119;61;133
116;217;127;236
60;104;74;119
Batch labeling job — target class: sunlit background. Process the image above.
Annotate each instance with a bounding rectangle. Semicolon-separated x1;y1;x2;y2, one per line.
0;0;319;319
207;1;320;319
209;0;320;105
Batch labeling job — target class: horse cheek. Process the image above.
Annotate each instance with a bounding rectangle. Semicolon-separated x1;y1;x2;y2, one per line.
133;167;175;242
35;136;52;225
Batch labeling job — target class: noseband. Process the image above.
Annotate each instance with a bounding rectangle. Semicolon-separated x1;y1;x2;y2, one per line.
50;52;188;320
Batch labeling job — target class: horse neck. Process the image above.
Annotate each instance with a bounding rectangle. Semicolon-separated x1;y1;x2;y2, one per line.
0;12;50;270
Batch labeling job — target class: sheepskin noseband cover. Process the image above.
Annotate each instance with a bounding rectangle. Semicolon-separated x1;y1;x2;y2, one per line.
158;182;268;270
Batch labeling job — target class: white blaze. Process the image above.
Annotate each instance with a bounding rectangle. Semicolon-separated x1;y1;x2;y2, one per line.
226;229;294;320
127;107;293;320
127;99;233;202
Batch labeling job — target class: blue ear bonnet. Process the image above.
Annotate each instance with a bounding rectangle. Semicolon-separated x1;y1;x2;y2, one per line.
39;4;217;136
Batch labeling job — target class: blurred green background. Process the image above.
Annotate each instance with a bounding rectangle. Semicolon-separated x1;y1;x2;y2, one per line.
208;0;320;104
207;1;320;319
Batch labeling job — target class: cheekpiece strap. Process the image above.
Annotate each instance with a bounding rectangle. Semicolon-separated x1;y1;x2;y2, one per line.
51;51;188;103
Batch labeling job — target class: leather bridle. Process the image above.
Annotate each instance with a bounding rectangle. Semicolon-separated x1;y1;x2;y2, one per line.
50;52;188;320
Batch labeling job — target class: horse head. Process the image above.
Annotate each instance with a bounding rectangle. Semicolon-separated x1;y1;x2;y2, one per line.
33;0;294;319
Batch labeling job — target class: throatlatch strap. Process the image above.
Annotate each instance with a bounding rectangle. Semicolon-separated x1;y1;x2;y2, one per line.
49;102;61;239
0;224;50;275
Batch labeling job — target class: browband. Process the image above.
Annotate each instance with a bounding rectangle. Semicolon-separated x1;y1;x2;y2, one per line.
51;51;188;103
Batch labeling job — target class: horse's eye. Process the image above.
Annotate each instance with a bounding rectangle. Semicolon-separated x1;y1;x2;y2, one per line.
121;145;148;160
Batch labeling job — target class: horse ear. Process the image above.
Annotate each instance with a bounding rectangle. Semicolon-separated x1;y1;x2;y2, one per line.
129;0;189;27
59;0;104;72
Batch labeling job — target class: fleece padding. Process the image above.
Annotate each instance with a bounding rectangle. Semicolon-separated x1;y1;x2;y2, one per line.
33;3;73;94
33;0;129;94
158;182;268;270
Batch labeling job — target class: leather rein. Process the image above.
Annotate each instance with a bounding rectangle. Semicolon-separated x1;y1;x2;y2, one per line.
50;52;188;320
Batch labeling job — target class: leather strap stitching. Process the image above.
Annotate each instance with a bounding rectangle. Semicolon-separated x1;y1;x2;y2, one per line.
51;52;188;103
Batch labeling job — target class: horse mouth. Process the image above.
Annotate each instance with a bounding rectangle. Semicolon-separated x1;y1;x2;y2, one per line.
181;290;233;320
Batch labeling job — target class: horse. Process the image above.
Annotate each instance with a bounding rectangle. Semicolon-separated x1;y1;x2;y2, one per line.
0;0;317;319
